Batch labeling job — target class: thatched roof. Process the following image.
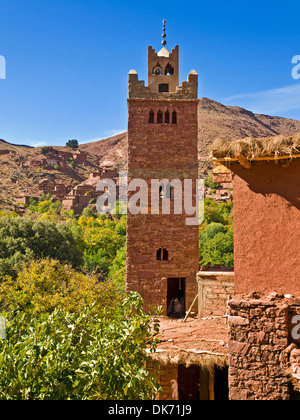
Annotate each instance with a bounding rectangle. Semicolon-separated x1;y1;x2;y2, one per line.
210;134;300;161
148;349;228;374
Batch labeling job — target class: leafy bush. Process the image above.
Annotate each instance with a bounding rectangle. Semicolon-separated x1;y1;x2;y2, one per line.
0;293;160;400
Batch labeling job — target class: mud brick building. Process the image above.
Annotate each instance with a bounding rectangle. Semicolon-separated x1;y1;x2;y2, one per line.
126;27;199;316
212;135;300;400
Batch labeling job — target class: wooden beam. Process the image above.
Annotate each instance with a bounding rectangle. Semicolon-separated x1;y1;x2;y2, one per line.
183;294;198;322
212;153;300;163
234;151;252;169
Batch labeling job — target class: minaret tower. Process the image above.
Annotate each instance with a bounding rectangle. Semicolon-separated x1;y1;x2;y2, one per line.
126;21;199;315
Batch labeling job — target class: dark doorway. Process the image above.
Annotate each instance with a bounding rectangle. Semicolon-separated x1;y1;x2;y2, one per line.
178;365;228;400
289;382;300;400
178;365;200;400
214;366;229;400
167;278;185;318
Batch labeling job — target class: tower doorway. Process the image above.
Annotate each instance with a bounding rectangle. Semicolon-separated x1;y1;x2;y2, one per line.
167;277;186;318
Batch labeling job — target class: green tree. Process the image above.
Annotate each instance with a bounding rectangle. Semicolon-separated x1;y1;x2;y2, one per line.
0;217;82;278
66;139;79;149
40;147;49;155
0;293;160;400
199;224;234;266
0;259;122;315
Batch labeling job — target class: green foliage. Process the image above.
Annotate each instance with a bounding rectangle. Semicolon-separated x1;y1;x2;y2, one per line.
66;139;79;149
53;164;59;170
199;199;234;267
204;174;221;189
0;259;122;315
200;225;234;266
0;217;82;278
108;244;126;292
40;147;49;155
69;158;76;169
39;193;51;202
0;293;160;400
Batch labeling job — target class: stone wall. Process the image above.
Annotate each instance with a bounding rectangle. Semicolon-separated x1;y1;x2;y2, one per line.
197;270;234;317
228;295;300;400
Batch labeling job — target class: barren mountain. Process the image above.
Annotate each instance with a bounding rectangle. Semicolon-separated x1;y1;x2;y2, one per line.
79;98;300;167
1;97;300;211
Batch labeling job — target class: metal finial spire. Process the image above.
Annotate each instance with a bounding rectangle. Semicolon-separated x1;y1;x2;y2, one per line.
162;19;167;46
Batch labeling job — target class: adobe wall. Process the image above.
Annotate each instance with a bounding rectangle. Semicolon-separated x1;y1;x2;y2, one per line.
228;295;300;400
197;270;234;317
232;159;300;295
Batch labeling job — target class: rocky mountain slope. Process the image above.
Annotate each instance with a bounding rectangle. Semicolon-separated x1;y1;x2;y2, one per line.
78;98;300;167
1;97;300;210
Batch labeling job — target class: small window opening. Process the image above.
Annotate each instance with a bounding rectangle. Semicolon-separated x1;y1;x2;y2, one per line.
149;110;154;123
172;110;177;124
156;247;168;261
157;110;163;124
165;110;170;124
159;83;169;93
165;63;174;76
163;248;168;261
159;185;164;198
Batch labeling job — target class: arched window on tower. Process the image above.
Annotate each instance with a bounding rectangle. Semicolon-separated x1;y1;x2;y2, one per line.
164;63;174;76
172;110;177;124
149;110;154;123
153;64;163;75
165;110;170;124
157;110;163;124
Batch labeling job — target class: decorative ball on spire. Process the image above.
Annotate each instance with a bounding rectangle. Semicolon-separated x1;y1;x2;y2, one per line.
162;19;167;46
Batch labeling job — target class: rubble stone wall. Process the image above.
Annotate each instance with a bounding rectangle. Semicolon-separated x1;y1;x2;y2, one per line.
228;296;300;400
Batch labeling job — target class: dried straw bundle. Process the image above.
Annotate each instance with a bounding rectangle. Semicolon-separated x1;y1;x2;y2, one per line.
211;134;300;160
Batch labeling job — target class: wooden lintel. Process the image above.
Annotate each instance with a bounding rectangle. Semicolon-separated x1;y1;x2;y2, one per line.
234;151;252;169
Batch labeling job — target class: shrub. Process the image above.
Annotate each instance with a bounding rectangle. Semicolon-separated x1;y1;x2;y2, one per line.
0;259;122;315
0;293;160;400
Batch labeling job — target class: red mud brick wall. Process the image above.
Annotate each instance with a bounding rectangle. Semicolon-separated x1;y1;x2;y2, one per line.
127;99;199;314
232;159;300;295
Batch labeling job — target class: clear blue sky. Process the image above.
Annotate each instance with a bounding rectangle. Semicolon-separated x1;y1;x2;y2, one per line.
0;0;300;147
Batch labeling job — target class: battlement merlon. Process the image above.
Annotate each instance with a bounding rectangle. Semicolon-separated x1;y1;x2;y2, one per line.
128;69;198;100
